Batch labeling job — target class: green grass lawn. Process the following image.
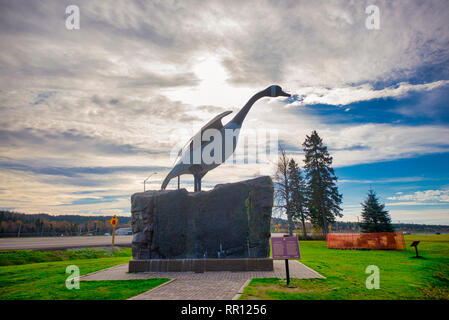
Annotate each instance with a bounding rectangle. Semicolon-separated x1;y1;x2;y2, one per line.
240;234;449;300
2;235;448;300
0;247;132;266
0;250;169;300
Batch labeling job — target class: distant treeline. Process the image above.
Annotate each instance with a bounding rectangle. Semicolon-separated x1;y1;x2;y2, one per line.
0;211;131;237
2;211;448;238
271;217;449;233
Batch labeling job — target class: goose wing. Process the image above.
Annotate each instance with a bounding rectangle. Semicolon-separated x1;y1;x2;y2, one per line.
187;110;233;149
200;110;233;131
173;111;233;165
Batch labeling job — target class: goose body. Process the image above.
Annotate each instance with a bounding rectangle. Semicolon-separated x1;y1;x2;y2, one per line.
161;85;290;191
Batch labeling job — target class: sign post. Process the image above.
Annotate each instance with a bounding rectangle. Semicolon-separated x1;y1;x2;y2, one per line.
284;258;290;285
110;215;118;249
271;235;301;286
410;240;420;257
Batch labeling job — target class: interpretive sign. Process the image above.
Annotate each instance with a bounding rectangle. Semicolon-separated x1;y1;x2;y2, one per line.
271;236;300;285
271;236;301;259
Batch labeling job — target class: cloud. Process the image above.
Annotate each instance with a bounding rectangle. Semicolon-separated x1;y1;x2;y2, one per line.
388;189;449;203
287;80;449;107
387;209;449;224
1;0;449;92
340;177;432;184
0;0;448;222
0;162;168;178
324;124;449;167
0;128;159;156
59;195;129;206
386;201;444;206
276;121;449;167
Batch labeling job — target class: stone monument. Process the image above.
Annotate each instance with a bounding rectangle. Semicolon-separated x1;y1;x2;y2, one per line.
129;86;290;272
129;176;274;272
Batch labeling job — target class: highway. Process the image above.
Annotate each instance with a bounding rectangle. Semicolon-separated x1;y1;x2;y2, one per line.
0;236;133;250
0;233;290;251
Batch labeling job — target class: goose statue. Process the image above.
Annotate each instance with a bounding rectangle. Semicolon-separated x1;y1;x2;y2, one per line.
161;85;291;191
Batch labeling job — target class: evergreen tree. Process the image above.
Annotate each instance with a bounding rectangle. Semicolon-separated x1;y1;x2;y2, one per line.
287;159;309;239
360;190;394;233
303;130;342;235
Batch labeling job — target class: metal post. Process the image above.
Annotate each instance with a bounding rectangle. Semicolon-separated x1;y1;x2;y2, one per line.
144;172;157;192
285;259;290;285
178;175;180;189
112;225;115;249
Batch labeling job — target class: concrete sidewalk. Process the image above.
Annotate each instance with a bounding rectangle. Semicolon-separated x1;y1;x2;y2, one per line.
81;260;325;300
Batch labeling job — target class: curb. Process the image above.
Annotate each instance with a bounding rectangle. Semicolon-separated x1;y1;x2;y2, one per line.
80;263;128;280
232;278;252;300
297;261;326;279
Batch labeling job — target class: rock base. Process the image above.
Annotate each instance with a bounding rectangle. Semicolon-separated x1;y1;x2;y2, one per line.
128;258;274;273
131;176;274;259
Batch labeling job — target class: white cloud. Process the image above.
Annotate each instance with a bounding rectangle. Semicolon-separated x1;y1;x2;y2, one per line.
388;189;449;203
1;0;449;223
288;81;449;107
386;202;444;206
340;177;431;184
387;209;449;224
340;205;449;224
278;122;449;167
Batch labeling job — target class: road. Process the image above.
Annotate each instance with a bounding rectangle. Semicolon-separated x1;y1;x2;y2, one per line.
0;235;133;250
0;233;291;251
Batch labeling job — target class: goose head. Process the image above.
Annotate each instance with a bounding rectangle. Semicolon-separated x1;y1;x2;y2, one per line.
267;85;291;97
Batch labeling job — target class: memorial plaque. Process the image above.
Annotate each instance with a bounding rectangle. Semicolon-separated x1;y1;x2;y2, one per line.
271;236;300;259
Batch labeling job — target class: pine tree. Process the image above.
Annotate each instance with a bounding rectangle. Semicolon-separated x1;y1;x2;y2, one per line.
288;159;309;239
303;130;342;235
360;190;394;233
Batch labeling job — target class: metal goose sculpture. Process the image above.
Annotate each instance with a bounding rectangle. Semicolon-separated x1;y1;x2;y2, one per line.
161;85;291;191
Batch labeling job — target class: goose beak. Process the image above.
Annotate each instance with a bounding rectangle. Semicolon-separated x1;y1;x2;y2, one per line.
280;90;291;97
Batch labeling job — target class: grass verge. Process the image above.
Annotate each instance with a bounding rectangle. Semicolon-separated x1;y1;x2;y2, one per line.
0;256;169;300
240;234;449;300
0;247;132;266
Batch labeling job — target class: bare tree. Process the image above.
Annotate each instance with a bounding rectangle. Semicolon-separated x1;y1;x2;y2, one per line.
274;146;295;236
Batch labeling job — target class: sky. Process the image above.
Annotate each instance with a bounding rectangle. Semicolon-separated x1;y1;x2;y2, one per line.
0;0;448;224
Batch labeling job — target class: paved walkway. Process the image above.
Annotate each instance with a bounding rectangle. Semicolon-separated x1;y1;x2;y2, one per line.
81;260;325;300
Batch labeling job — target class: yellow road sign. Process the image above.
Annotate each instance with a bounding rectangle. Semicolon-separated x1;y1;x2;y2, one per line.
110;215;118;227
110;215;118;249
